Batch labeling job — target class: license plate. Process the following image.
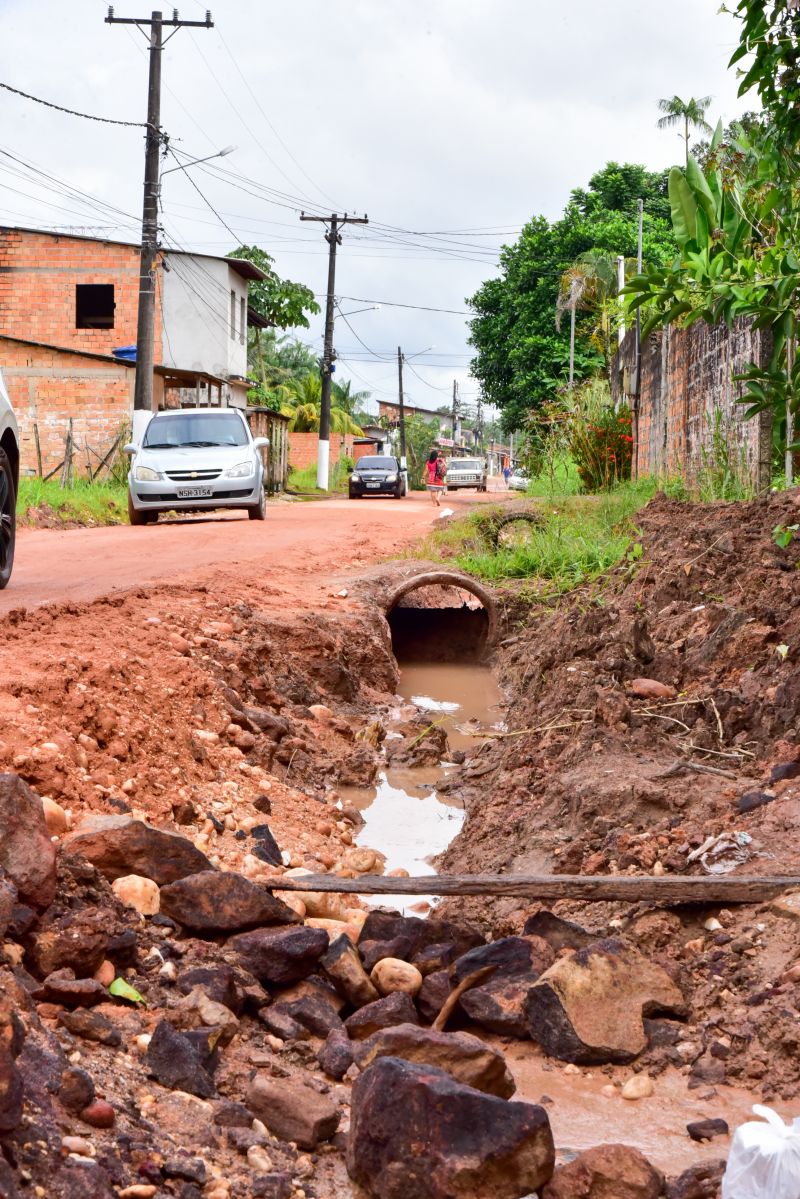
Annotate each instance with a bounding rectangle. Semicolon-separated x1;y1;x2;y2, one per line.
176;487;213;499
366;482;381;489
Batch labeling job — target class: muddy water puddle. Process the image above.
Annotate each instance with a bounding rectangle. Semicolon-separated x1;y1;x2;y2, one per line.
499;1042;790;1176
338;660;503;912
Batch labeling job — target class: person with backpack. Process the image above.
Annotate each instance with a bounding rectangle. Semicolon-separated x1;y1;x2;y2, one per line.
422;449;446;506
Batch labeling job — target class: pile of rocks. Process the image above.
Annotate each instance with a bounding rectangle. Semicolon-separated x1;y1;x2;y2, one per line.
0;770;727;1199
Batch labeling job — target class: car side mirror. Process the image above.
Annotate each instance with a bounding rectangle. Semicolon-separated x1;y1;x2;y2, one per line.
252;437;269;450
122;443;137;455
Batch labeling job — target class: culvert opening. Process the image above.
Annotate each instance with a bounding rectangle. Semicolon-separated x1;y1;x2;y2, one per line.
386;574;495;663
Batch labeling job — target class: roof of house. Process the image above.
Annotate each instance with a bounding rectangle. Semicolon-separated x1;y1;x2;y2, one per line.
0;225;268;282
0;335;229;385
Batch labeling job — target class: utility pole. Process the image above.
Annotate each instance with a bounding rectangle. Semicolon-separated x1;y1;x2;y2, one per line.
632;197;644;480
396;347;407;466
300;212;368;489
106;7;214;441
451;380;460;443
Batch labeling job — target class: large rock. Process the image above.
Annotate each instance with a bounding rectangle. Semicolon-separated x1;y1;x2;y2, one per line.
0;876;17;941
63;815;211;884
664;1159;726;1199
159;871;299;934
226;925;328;984
321;934;380;1008
246;1072;340;1149
522;911;595;952
355;1024;515;1098
358;912;484;971
146;1018;216;1099
542;1143;664;1198
0;774;57;907
344;992;419;1040
525;938;686;1064
26;908;110;978
347;1057;555;1199
452;935;556;1039
0;1046;23;1134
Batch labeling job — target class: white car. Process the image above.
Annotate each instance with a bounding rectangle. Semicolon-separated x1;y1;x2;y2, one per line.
444;457;488;491
508;467;529;492
125;408;269;526
0;368;19;588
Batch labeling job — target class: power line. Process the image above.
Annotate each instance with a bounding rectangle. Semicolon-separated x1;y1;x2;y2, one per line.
0;80;148;127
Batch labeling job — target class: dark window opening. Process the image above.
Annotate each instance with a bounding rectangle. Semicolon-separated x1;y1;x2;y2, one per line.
76;284;115;330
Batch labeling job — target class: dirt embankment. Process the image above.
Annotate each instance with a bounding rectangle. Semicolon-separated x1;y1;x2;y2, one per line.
441;488;800;1098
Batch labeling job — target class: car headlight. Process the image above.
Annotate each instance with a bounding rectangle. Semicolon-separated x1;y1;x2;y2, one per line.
225;461;254;478
351;473;360;482
134;464;162;482
385;473;397;483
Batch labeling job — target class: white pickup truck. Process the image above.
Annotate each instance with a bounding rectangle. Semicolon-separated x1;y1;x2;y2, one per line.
444;457;488;492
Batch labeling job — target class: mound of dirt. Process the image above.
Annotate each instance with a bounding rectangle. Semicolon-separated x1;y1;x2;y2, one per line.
440;488;800;1098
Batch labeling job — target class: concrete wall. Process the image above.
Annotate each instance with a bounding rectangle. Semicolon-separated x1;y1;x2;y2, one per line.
161;254;248;379
611;318;773;491
0;340;134;476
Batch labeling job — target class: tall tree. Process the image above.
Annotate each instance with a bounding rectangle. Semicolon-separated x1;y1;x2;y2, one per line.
229;244;319;330
468;162;675;431
657;95;713;164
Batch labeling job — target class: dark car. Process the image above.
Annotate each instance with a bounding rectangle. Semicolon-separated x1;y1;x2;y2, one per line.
349;455;406;499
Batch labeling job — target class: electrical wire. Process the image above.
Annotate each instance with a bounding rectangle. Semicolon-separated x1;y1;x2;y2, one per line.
0;81;148;128
334;304;393;362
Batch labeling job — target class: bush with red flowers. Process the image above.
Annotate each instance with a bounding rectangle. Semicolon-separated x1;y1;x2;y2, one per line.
570;404;634;491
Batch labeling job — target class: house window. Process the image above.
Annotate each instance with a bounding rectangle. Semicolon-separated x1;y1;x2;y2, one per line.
230;290;236;340
240;296;246;345
76;284;115;329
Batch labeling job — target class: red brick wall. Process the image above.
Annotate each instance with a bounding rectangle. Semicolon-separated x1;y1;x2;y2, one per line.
288;432;355;472
611;318;772;491
0;340;134;477
0;228;162;360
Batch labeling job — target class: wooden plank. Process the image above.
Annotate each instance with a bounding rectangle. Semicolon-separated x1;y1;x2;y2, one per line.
261;872;800;904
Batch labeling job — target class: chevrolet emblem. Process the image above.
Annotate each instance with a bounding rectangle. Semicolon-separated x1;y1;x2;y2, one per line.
191;471;198;478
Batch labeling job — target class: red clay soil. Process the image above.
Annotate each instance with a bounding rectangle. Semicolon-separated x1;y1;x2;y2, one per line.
440;488;800;1099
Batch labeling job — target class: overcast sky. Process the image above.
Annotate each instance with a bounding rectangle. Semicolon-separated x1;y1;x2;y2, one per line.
1;0;751;420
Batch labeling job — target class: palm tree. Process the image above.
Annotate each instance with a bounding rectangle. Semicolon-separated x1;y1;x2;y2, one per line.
657;95;713;165
280;373;364;434
556;251;619;383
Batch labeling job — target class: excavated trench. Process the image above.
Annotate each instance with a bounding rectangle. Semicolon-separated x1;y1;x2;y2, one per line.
339;575;502;910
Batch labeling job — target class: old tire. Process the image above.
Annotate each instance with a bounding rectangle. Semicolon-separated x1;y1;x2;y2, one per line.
0;447;16;590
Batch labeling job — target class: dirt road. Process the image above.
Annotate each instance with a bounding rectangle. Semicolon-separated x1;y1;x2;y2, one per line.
3;487;510;613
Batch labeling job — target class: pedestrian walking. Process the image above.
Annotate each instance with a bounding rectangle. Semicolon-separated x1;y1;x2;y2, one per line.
436;450;448;495
423;449;445;506
503;464;512;488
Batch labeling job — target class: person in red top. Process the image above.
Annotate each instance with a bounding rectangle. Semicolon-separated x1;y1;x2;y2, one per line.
422;449;445;506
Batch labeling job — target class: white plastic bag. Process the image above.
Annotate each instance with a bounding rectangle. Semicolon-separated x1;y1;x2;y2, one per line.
722;1104;800;1198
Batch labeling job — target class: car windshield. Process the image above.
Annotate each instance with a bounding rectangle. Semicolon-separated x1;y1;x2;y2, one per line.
143;412;248;449
450;459;481;470
356;457;396;470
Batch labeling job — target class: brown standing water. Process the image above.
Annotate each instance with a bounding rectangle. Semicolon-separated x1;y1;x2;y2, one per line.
339;659;504;911
338;651;777;1181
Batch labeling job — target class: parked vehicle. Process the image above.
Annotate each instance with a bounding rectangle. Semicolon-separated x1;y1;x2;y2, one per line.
508;467;529;492
444;457;487;491
125;408;269;525
0;369;19;589
349;455;406;499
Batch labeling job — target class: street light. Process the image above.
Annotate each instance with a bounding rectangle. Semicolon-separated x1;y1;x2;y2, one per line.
161;145;237;177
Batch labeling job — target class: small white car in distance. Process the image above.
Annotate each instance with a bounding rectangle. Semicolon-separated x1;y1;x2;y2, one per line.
125;408;269;526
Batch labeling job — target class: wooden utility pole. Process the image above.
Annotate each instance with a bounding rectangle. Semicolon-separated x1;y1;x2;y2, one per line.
451;379;460;442
397;346;407;464
105;7;214;439
299;212;368;489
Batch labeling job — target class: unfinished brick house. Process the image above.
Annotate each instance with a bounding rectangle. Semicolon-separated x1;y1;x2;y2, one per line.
0;226;266;476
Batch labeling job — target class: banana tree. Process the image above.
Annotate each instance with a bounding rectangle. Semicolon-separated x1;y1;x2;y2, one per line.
624;119;800;467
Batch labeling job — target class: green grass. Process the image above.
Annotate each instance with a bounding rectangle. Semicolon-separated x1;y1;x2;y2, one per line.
412;474;659;596
524;455;582;498
17;478;128;526
287;460;352;495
